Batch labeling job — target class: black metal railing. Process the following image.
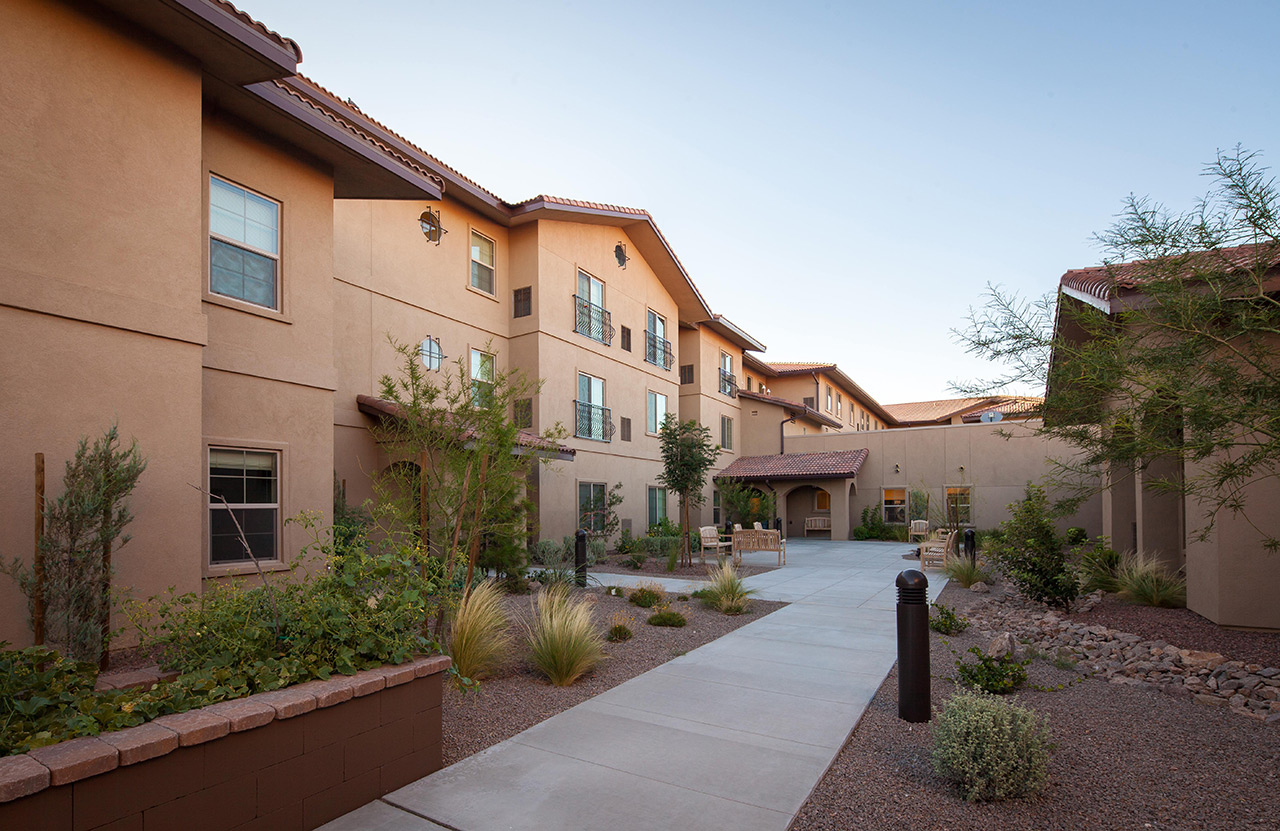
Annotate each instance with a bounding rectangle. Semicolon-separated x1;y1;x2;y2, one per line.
644;330;674;369
719;369;738;397
574;400;615;442
573;295;614;345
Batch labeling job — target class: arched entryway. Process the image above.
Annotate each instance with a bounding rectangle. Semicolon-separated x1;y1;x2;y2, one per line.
785;485;832;538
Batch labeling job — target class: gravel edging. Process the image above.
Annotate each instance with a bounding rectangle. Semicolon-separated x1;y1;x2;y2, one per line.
589;554;779;579
442;587;785;766
790;583;1280;831
1070;598;1280;668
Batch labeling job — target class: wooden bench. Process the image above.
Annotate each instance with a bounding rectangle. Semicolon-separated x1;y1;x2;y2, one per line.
732;529;786;566
804;516;832;536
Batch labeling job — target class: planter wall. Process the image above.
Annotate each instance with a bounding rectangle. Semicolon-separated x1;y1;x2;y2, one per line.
0;655;450;831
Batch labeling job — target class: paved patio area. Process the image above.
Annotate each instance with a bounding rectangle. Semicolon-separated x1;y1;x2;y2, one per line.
320;539;944;831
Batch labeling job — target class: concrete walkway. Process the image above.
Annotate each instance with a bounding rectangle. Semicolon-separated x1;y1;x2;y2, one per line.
321;540;943;831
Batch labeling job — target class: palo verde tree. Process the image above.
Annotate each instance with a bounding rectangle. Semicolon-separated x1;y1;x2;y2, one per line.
367;338;566;623
657;418;720;566
953;146;1280;549
2;425;146;666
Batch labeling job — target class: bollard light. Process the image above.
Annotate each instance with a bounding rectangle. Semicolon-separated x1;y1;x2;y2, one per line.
964;528;976;563
574;529;588;588
896;569;930;723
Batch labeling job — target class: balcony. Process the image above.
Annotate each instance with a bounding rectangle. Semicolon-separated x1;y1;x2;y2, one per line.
644;330;674;370
719;369;738;397
574;400;615;442
573;295;614;345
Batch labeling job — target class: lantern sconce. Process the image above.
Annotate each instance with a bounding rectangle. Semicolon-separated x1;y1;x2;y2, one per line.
894;464;901;474
419;208;446;245
614;242;630;269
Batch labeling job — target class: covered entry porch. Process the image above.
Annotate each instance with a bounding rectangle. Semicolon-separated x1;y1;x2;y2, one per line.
716;449;869;541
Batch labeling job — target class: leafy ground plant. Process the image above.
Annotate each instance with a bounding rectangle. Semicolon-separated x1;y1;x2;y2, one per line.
955;646;1028;694
624;553;647;570
647;609;687;627
628;584;666;609
1077;540;1122;593
942;556;992;589
1116;551;1187;607
985;484;1078;610
700;561;755;615
932;690;1052;802
606;611;634;643
525;585;604;686
448;580;510;685
929;602;969;635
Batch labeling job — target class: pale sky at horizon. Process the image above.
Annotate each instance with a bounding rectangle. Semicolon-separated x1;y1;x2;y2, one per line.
242;0;1280;405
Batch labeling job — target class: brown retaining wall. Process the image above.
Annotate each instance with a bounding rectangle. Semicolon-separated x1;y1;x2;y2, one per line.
0;655;450;831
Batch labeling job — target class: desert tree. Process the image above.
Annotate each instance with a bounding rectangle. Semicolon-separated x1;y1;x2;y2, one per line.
657;418;720;566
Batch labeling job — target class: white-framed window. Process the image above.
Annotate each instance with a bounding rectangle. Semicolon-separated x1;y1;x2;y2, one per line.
825;385;833;412
883;488;907;524
720;415;734;450
648;486;668;528
836;392;842;418
575;270;609;343
579;481;607;534
712;489;721;525
719;352;735;395
647;390;669;434
946;486;973;526
470;230;496;294
645;309;671;368
419;337;444;371
208;448;279;564
209;176;280;310
815;489;830;512
471;349;495;407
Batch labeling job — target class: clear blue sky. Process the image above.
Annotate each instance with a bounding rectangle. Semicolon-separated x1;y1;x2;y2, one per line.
245;0;1280;404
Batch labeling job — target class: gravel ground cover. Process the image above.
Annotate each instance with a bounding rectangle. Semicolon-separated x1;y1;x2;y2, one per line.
442;586;785;766
589;552;778;579
1070;597;1280;668
791;582;1280;831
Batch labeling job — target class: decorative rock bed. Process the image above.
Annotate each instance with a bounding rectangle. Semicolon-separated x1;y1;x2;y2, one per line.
0;655;450;830
966;589;1280;725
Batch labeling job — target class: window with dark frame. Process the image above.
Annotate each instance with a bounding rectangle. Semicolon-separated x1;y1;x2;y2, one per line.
209;448;278;564
514;398;533;428
513;286;532;318
620;417;632;442
679;364;694;385
621;326;631;351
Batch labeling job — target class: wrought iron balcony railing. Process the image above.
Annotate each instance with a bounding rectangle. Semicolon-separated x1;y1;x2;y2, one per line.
573;295;614;345
574;400;615;442
719;369;738;397
644;330;674;370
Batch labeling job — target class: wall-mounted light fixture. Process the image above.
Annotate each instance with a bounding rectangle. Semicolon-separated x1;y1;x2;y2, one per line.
894;464;901;474
958;465;965;473
419;209;446;245
614;242;630;269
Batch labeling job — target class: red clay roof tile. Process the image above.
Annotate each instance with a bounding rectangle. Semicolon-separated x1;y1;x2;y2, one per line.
716;449;869;482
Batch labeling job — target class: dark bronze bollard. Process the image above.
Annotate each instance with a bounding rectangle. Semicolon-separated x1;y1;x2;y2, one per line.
896;569;930;723
964;528;976;563
575;528;588;588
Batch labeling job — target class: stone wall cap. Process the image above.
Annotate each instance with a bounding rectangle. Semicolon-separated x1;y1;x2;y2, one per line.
201;697;278;732
252;687;318;718
151;710;231;746
98;722;179;765
291;678;355;708
0;754;51;803
410;655;452;678
26;736;118;786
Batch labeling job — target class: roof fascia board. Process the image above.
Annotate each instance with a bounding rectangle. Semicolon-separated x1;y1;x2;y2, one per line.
1059;284;1112;314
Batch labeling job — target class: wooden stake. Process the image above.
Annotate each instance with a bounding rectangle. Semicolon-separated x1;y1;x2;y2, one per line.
33;453;45;646
418;451;429;552
463;454;490;594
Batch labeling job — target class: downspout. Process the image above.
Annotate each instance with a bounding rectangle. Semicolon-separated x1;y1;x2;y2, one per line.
780;414;796;455
812;372;821;412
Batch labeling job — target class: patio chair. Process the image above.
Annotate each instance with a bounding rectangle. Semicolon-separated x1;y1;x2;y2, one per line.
919;530;954;571
908;519;929;543
699;526;732;563
752;521;763;530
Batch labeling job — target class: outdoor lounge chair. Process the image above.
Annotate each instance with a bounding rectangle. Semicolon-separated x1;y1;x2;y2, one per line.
908;519;929;543
699;526;732;563
919;530;954;571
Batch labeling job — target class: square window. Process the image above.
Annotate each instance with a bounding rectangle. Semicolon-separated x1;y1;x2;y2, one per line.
471;231;495;294
647;391;668;434
209;176;279;310
209;448;278;564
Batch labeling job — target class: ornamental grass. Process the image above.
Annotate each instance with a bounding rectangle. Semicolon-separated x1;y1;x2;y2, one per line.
448;579;511;684
526;585;605;686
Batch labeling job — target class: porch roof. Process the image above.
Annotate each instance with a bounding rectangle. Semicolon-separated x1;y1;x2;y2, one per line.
715;449;868;482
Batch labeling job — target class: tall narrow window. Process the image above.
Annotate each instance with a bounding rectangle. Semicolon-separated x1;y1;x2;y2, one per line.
836;392;842;418
470;231;495;294
719;353;736;396
471;349;495;407
513;286;532;318
679;364;694;385
209;176;280;310
645;310;672;369
576;372;610;441
648;486;668;528
574;270;610;343
720;415;734;450
514;398;533;428
209;448;278;564
826;385;833;412
815;490;831;511
712;489;721;525
647;390;669;434
579;482;607;533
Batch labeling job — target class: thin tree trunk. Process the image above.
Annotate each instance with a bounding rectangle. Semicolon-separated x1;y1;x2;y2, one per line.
463;454;490;596
33;453;45;646
681;495;691;567
98;451;112;671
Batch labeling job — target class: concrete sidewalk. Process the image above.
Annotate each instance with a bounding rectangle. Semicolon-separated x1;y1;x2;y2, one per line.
321;540;943;831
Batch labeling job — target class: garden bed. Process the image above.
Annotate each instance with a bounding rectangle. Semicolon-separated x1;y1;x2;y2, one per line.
588;552;779;579
790;583;1280;831
1069;597;1280;668
441;586;786;765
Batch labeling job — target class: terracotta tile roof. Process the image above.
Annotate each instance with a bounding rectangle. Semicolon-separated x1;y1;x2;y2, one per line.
272;78;444;189
1060;243;1280;304
716;449;869;482
513;195;651;217
883;397;996;424
959;397;1042;423
736;390;842;428
355;395;574;458
760;361;895;425
765;362;837;375
209;0;302;60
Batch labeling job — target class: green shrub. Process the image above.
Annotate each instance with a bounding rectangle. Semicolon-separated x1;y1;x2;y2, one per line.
700;560;755;615
665;542;680;572
955;646;1028;694
931;690;1052;802
616;528;636;555
647;610;687;627
974;528;1004;552
530;539;566;567
1116;551;1186;607
676;594;689;602
607;624;633;642
690;588;712;600
1077;540;1122;593
448;580;510;684
525;585;604;686
985;484;1077;610
604;585;625;597
528;566;577;588
943;556;992;589
929;602;969;635
624;553;647;570
1064;526;1089;546
588;539;607;563
648;517;682;538
627;584;665;609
